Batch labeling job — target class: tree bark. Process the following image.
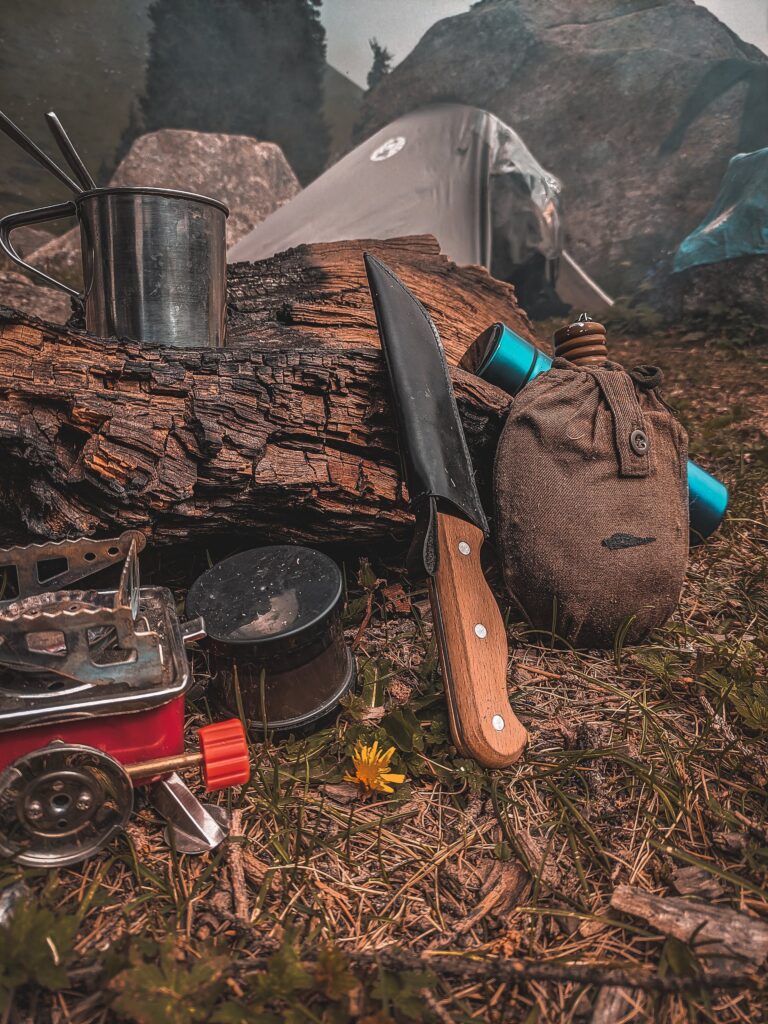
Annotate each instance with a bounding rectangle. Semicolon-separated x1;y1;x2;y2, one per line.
0;235;539;544
0;309;510;545
610;884;768;972
226;233;538;364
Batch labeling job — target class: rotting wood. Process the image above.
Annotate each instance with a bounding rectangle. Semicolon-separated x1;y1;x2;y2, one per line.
0;307;510;545
225;234;538;364
610;884;768;971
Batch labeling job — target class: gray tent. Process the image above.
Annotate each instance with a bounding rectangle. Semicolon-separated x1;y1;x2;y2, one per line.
229;103;611;315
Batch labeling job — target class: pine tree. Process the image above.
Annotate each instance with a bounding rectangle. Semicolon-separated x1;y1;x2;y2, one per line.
366;38;393;93
134;0;329;184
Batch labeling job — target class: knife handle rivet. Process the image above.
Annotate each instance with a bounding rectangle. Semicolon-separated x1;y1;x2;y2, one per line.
474;623;487;639
492;715;505;732
458;541;471;555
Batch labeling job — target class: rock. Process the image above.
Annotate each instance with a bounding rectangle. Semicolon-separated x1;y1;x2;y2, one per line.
0;271;71;324
636;253;768;333
23;129;301;293
355;0;767;295
111;130;300;245
0;226;55;273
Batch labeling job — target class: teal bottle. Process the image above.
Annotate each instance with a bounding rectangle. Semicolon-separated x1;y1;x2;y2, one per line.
474;323;728;542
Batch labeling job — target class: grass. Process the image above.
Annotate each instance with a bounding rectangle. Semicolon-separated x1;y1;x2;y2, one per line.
0;330;766;1023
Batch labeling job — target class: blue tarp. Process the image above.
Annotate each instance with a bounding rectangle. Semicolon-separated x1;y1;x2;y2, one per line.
674;148;768;272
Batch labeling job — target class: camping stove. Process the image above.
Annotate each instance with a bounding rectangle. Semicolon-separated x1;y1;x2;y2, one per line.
0;532;250;867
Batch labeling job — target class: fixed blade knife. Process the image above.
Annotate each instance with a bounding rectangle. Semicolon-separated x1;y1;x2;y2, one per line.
364;253;527;768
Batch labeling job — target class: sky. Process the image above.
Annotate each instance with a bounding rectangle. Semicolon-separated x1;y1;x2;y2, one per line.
321;0;768;87
321;0;473;85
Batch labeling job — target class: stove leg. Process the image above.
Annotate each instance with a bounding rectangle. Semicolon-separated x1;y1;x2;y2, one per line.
149;772;230;854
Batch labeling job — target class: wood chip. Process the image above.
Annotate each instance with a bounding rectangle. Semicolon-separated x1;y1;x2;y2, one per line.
516;832;563;890
319;782;360;805
382;583;412;614
591;986;643;1024
671;865;725;899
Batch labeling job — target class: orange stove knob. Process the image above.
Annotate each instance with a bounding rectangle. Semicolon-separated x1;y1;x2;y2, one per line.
197;718;250;791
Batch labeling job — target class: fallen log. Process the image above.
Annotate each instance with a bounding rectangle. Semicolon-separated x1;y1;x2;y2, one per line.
0;235;540;544
0;309;510;544
225;234;538;363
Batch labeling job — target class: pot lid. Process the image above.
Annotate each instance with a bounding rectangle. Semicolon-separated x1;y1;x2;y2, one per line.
186;546;342;644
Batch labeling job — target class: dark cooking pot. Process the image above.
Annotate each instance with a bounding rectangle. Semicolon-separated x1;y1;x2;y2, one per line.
186;546;355;731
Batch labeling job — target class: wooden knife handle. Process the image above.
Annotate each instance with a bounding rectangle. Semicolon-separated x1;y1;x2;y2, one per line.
428;511;527;768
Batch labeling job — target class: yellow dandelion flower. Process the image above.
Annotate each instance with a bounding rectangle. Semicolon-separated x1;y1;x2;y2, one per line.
344;740;406;794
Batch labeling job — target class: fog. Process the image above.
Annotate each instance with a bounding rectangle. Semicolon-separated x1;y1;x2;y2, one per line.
322;0;768;87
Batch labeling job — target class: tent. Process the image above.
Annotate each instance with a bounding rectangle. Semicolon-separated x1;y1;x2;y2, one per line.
229;104;611;315
674;147;768;272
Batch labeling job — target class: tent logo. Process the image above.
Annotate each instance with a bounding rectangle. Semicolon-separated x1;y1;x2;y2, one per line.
370;137;406;162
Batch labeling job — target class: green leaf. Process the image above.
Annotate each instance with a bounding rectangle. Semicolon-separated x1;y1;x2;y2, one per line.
382;707;423;753
372;969;436;1021
212;1006;281;1024
343;594;370;627
358;559;381;592
659;936;702;980
248;935;313;1004
0;898;79;1008
109;938;228;1024
314;945;356;1001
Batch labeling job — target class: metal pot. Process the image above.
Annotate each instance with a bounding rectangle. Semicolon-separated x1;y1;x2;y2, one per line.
186;546;355;732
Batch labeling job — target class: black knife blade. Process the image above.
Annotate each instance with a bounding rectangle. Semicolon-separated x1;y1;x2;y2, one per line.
364;252;488;546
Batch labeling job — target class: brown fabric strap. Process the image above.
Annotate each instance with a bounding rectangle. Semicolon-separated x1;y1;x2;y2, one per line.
592;367;651;478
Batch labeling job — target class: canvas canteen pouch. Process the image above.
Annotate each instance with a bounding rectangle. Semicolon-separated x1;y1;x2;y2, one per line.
494;359;688;648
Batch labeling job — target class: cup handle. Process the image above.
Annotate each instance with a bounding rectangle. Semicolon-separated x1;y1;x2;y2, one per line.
0;201;80;298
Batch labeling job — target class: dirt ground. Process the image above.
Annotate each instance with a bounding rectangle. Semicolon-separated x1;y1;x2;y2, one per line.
0;330;766;1023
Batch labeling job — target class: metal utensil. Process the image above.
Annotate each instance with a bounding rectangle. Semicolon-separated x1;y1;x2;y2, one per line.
0;109;81;194
364;253;527;768
187;546;355;732
0;186;229;348
44;111;97;191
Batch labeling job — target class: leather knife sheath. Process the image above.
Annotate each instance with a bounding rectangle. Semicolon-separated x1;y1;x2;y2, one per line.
364;253;487;577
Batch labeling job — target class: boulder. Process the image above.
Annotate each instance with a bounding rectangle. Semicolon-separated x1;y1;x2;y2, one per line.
0;271;71;324
0;226;55;273
355;0;768;295
636;254;768;338
22;129;301;293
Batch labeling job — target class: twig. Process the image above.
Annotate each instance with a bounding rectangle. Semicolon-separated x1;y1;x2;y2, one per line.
352;588;378;650
516;664;562;680
64;945;766;995
228;809;250;924
370;950;764;994
420;987;456;1024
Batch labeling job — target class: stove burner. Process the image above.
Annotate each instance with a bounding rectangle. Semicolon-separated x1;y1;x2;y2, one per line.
0;531;249;867
0;536;164;690
0;743;133;867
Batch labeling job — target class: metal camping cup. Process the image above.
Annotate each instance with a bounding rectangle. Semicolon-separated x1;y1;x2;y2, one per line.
467;323;729;542
0;187;228;348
